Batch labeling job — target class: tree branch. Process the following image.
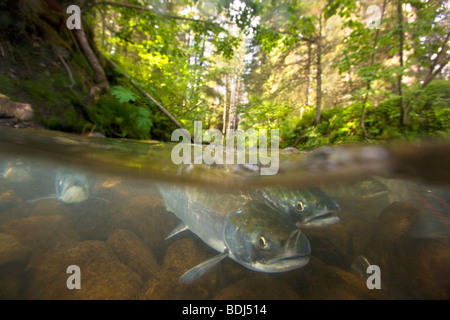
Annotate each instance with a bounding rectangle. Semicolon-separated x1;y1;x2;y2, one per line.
422;30;450;89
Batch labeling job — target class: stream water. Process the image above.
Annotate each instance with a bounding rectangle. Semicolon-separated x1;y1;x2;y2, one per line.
0;126;448;299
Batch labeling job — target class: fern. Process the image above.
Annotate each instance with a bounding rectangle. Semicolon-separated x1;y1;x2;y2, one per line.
110;85;138;103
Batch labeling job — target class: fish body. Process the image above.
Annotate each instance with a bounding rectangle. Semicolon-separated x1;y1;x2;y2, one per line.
329;176;449;238
27;168;108;204
257;187;340;228
2;158;32;182
327;178;389;200
158;185;311;283
376;178;450;238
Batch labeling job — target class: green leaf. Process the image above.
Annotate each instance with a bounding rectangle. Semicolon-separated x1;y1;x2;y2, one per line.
110;86;138;103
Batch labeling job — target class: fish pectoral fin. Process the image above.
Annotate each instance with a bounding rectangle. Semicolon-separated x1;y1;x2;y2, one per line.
179;252;229;285
92;196;109;202
165;222;189;240
26;195;56;203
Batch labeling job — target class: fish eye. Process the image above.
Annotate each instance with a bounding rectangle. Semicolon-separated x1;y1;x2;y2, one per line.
258;235;267;249
296;201;304;212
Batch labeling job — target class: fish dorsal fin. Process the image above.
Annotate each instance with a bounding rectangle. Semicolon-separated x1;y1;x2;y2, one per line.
179;252;229;285
165;222;189;240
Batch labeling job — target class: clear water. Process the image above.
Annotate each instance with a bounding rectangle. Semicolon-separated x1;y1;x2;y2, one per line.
0;126;448;300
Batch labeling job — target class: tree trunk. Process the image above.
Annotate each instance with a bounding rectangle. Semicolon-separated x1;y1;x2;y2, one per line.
305;42;312;106
397;0;406;126
73;26;109;92
222;75;228;138
361;0;387;138
315;14;323;125
227;76;238;132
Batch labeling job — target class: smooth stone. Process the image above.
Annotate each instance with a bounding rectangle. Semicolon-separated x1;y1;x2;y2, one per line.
214;276;300;300
0;215;80;253
107;229;160;281
22;240;144;299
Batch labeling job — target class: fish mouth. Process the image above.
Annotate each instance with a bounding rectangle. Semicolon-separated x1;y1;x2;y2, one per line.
245;230;311;273
266;230;311;271
275;254;310;263
300;210;340;228
266;255;310;271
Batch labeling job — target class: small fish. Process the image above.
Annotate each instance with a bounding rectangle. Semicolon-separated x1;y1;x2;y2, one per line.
54;169;92;203
330;178;389;199
257;187;341;228
158;185;311;284
2;158;32;182
27;168;107;204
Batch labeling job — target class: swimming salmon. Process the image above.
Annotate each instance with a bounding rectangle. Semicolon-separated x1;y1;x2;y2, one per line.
257;187;340;228
158;184;311;284
28;168;107;204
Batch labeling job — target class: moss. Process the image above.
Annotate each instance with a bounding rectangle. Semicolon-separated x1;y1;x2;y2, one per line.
0;74;14;96
71;52;94;92
40;108;86;133
19;78;58;106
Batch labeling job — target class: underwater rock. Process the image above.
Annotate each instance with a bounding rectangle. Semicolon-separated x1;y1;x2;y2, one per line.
0;262;27;299
0;194;30;225
367;202;450;299
0;205;29;225
105;185;175;250
113;194;177;250
0;215;80;254
345;219;372;259
0;233;31;299
107;229;160;281
0;189;17;204
305;224;349;269
214;276;300;300
282;256;388;299
29;199;74;217
0;232;31;266
139;268;211;300
220;257;257;285
0;189;23;214
23;240;143;299
139;238;223;299
65;200;111;241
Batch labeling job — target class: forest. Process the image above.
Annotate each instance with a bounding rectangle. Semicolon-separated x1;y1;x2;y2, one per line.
0;0;449;150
